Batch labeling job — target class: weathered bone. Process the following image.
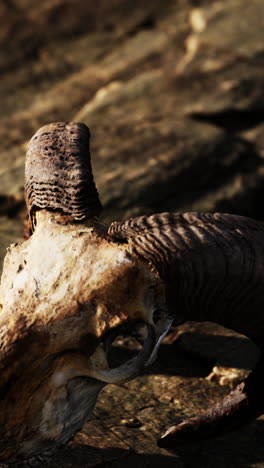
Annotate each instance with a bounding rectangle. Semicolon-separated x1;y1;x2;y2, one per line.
82;322;156;384
0;123;170;463
1;121;264;462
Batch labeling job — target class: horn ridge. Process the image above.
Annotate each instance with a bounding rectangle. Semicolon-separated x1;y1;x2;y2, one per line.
25;122;102;228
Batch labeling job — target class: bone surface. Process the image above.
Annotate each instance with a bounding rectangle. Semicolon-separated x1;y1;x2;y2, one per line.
0;123;168;463
0;209;165;462
1;122;264;462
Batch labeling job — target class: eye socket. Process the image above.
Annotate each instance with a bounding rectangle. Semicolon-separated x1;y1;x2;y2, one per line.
104;321;149;369
153;309;163;324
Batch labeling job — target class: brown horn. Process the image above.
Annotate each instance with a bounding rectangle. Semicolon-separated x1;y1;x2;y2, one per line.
158;351;264;448
25;122;102;230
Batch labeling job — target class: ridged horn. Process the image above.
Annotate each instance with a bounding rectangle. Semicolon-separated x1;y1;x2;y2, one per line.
158;352;264;448
25;122;102;230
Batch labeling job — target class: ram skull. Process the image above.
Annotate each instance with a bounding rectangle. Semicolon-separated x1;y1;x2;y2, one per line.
1;122;264;463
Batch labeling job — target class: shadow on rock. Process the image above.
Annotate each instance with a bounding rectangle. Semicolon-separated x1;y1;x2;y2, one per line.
48;420;264;467
169;419;264;468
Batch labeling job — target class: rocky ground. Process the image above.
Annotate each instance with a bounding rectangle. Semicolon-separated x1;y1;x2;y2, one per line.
0;0;264;466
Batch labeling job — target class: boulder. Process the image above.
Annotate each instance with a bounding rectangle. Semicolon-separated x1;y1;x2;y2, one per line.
0;1;264;466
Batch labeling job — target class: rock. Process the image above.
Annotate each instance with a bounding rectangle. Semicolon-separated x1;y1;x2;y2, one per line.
0;0;173;72
170;321;259;388
0;2;40;72
75;71;258;223
0;216;24;273
171;0;264;115
0;1;264;466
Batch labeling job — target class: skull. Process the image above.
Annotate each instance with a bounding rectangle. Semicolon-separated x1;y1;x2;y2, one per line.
0;207;172;462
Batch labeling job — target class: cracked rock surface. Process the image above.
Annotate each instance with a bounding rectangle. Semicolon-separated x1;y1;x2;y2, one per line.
0;0;264;466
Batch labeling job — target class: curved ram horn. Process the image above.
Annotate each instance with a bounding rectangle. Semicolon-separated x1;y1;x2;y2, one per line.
108;211;264;446
157;355;264;447
25;122;102;230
